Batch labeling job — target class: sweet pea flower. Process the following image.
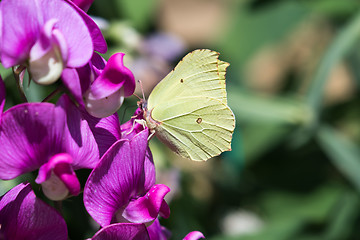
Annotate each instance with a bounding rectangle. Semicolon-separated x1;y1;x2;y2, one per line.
120;107;145;139
90;223;150;240
0;0;106;85
84;123;170;227
0;182;68;240
62;52;135;118
0;94;118;200
183;231;205;240
89;219;204;240
147;218;172;240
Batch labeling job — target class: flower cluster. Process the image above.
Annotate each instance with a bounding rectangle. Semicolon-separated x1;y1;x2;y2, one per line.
0;0;204;239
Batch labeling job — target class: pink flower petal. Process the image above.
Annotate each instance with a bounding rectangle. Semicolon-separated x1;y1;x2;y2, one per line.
57;95;100;169
84;128;152;226
91;223;149;240
0;182;68;240
123;184;170;223
183;231;205;240
87;53;135;99
0;103;66;180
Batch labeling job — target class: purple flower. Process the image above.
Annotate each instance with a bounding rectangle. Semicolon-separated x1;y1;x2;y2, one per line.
0;182;68;240
147;218;172;240
90;223;150;240
0;94;109;200
62;52;135;118
0;0;106;85
80;104;122;157
183;231;205;240
120;107;145;140
84;123;170;227
89;219;204;240
89;219;170;240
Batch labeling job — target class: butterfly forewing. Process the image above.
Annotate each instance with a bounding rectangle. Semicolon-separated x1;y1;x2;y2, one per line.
147;49;229;109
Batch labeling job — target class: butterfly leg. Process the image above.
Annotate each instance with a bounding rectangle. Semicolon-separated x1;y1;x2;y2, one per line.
148;129;155;141
133;119;155;141
122;119;147;137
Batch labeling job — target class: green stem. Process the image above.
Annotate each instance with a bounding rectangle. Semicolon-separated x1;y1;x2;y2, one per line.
12;66;28;103
42;85;64;102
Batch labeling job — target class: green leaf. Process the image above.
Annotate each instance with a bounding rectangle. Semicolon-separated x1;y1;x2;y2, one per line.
210;185;342;240
242;123;291;163
116;0;158;30
219;1;307;73
306;10;360;115
316;125;360;192
323;191;359;240
228;89;312;125
0;64;12;80
303;0;360;17
210;218;303;240
260;186;341;223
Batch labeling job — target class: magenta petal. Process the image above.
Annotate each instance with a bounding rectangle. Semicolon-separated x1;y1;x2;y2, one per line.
0;183;68;240
82;110;121;157
91;223;149;240
29;19;60;61
41;0;93;67
88;53;135;99
53;159;80;196
159;199;170;219
85;86;125;118
0;0;40;67
36;153;80;196
147;219;172;240
65;0;107;53
84;128;150;226
0;103;66;180
1;0;94;68
120;108;145;140
121;111;156;191
61;68;85;106
144;147;156;192
57;95;100;169
183;231;205;240
123;184;170;223
90;52;107;75
35;153;73;184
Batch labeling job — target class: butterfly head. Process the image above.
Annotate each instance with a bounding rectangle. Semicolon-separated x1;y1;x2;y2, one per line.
135;98;157;131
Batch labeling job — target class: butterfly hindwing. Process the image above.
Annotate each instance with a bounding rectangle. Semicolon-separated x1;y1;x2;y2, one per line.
150;96;235;161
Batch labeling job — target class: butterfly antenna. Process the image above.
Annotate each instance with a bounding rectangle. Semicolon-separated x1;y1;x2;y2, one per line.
133;93;141;100
138;79;146;101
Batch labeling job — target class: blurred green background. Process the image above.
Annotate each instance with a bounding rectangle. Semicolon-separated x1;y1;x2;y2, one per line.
2;0;360;239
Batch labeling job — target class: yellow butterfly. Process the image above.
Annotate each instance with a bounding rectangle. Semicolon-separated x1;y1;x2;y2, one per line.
142;49;235;161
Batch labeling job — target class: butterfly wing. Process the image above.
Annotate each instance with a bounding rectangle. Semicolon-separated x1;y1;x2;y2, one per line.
150;96;235;161
147;49;229;108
